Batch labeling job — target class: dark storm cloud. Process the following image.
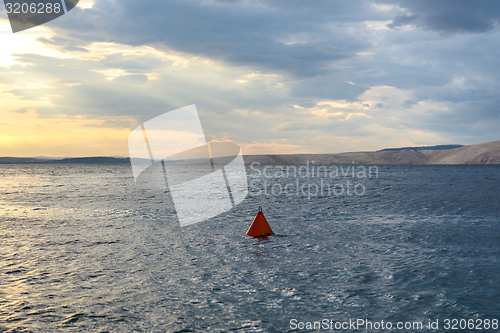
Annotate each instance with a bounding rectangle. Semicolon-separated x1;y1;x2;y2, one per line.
385;0;500;33
47;0;500;99
50;0;379;78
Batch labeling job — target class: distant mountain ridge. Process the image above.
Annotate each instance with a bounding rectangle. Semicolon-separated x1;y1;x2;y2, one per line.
0;157;49;164
379;144;463;151
46;157;130;164
1;140;500;165
0;156;130;164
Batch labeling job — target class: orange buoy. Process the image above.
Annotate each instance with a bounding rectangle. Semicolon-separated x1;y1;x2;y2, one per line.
246;206;274;237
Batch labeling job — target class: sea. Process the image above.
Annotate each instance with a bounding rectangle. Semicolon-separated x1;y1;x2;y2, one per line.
0;163;499;332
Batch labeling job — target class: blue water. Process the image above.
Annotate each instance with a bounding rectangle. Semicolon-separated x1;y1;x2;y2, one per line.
0;164;499;332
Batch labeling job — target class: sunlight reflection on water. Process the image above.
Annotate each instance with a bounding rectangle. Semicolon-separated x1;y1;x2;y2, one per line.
0;164;499;331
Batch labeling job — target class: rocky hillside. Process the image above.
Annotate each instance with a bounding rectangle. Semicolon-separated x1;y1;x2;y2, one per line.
244;140;500;165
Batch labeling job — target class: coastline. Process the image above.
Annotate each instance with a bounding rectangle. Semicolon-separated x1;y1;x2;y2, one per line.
1;140;499;165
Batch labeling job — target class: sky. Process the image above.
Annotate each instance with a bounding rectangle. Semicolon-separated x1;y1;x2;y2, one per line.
1;0;500;157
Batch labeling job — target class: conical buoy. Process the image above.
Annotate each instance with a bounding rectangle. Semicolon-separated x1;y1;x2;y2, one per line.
246;206;274;237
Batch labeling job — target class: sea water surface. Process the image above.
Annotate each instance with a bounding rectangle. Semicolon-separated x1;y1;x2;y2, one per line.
0;164;499;332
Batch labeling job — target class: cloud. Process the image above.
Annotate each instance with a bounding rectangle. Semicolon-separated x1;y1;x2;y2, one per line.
11;108;30;113
387;14;419;30
2;0;500;156
48;0;380;78
383;0;500;34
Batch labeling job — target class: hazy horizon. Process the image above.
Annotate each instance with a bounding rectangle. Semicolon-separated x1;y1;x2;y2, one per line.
0;142;470;159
